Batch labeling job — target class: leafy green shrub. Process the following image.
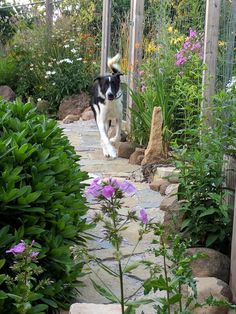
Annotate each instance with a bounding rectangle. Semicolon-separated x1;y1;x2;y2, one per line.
0;55;18;89
173;89;236;253
0;100;90;312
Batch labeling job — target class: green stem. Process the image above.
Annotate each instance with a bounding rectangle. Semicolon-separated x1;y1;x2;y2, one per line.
119;260;125;314
162;239;171;314
178;282;183;312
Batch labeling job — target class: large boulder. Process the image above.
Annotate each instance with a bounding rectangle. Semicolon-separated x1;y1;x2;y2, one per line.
0;85;16;101
58;93;90;120
186;247;230;283
193;277;232;314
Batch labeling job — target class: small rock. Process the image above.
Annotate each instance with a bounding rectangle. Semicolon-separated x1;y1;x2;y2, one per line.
129;148;145;165
165;183;179;196
117;142;136;159
149;179;169;193
153;167;179;180
193;277;232;314
70;303;123;314
81;108;94;121
160;194;179;211
186;247;230;283
63;114;81;124
0;85;16;101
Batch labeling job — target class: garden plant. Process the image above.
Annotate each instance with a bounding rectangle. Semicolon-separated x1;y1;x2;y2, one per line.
0;99;90;313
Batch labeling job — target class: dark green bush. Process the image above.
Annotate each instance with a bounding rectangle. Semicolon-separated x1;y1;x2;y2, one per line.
0;100;90;312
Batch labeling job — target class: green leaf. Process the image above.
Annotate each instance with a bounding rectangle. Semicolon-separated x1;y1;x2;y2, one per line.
0;259;6;269
168;293;182;304
95;260;119;277
123;261;141;273
41;298;58;308
206;233;219;247
124;305;137;314
181;218;191;230
91;279;119;303
0;290;7;300
199;207;216;218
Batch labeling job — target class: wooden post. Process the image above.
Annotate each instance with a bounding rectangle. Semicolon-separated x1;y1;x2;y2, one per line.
230;184;236;303
101;0;112;75
224;0;236;85
201;0;221;128
46;0;53;33
126;0;144;131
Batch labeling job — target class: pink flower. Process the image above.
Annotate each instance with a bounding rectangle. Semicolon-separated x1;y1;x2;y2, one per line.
139;209;149;224
139;70;145;76
85;177;103;199
102;185;115;199
141;84;146;93
175;56;187;66
183;40;191;50
189;28;197;38
6;240;26;254
118;179;136;194
191;42;201;50
31;252;39;258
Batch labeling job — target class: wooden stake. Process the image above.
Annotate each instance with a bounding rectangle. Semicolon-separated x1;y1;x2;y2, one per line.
126;0;144;131
201;0;221;128
101;0;112;75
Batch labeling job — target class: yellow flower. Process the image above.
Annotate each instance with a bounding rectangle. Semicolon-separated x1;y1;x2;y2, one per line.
146;41;157;53
218;40;225;47
168;26;173;33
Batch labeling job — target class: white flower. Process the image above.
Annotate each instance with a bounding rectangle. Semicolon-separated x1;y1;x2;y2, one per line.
46;71;52;75
52;82;56;86
45;75;48;79
92;61;96;65
37;98;42;102
51;71;56;75
71;48;77;53
48;63;53;67
58;59;73;64
77;57;82;61
69;39;75;42
64;44;69;48
30;68;33;71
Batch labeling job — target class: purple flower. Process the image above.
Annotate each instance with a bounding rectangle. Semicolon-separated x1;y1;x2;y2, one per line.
31;251;39;258
6;240;26;254
189;28;197;38
119;179;136;194
141;84;146;93
183;40;191;50
139;209;149;224
175;56;187;66
85;177;103;199
102;185;115;199
191;42;201;50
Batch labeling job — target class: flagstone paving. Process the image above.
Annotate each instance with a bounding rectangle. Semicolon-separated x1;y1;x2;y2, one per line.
60;120;165;314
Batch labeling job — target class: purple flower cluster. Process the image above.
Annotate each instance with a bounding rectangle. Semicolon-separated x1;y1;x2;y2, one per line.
86;177;136;200
139;208;149;224
6;240;39;258
175;28;202;66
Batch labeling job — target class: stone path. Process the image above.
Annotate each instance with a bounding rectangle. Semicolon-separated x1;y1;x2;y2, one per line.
60;120;165;314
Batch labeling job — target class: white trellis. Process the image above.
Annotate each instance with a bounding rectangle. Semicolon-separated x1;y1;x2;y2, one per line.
100;0;144;131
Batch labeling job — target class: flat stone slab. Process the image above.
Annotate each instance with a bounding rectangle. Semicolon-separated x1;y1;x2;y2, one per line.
70;303;124;314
